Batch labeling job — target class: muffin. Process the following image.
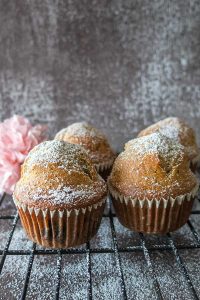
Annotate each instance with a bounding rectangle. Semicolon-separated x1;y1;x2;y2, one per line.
138;117;200;171
13;140;107;248
108;133;199;234
55;122;116;179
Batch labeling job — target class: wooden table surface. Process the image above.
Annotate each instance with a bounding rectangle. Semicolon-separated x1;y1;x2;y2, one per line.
0;0;199;150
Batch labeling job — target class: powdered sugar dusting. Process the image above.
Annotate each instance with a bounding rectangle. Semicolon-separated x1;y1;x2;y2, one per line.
29;183;105;206
90;217;113;249
110;132;198;199
0;194;16;216
1;193;200;300
15;139;107;206
125;132;184;161
151;250;194;299
91;253;123;300
121;252;157;299
114;217;141;248
24;140;89;171
15;140;106;205
60;254;88;299
26;255;58;299
140;117;190;140
9;221;33;250
55;122;105;140
159;125;180;140
0;255;30;299
180;249;200;298
141;118;199;160
0;219;13;249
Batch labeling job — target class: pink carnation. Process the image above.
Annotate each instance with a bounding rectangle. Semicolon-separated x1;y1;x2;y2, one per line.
0;115;47;194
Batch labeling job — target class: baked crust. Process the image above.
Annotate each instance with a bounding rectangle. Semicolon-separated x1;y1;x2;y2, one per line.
108;133;198;200
14;140;107;210
138;117;199;161
55;122;115;166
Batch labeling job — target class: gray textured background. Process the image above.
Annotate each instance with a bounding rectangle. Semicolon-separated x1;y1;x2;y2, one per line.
0;0;200;150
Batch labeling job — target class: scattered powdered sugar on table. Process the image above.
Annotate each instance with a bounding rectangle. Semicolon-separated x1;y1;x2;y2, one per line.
0;1;200;297
26;255;58;300
114;217;141;248
0;194;16;216
60;254;88;300
189;215;200;236
144;221;198;248
0;255;29;300
91;253;123;300
144;233;169;248
151;250;194;300
180;249;200;298
1;195;200;299
0;219;13;249
90;217;113;249
121;252;157;299
9;220;33;250
171;222;198;247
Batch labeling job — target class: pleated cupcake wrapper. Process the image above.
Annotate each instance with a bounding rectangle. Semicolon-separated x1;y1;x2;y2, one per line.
13;196;106;248
13;197;106;216
191;151;200;169
109;183;199;234
109;183;199;208
95;158;114;172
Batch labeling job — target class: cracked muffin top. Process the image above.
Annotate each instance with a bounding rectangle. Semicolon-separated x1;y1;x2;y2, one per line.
108;132;198;200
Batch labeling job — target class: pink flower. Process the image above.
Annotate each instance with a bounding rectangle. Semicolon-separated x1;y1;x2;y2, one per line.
0;115;47;194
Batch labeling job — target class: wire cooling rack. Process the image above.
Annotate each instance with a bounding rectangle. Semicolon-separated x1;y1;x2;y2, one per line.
0;175;200;300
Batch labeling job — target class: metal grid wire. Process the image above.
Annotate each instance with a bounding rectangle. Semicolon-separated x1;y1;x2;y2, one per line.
0;179;200;299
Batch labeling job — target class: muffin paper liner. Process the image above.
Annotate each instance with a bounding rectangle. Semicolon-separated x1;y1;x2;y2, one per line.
13;197;106;248
109;183;199;234
191;151;200;171
96;158;114;180
95;158;114;172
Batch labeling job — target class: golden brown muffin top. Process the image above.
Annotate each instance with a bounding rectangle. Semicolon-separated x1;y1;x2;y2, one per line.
14;140;107;210
108;133;198;200
54;122;115;166
138;117;199;161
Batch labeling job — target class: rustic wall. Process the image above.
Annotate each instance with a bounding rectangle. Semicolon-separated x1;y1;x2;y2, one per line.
0;0;200;150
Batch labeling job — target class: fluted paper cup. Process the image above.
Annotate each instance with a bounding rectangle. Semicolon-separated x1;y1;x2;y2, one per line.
109;184;199;234
191;152;200;172
96;158;115;180
13;197;106;248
